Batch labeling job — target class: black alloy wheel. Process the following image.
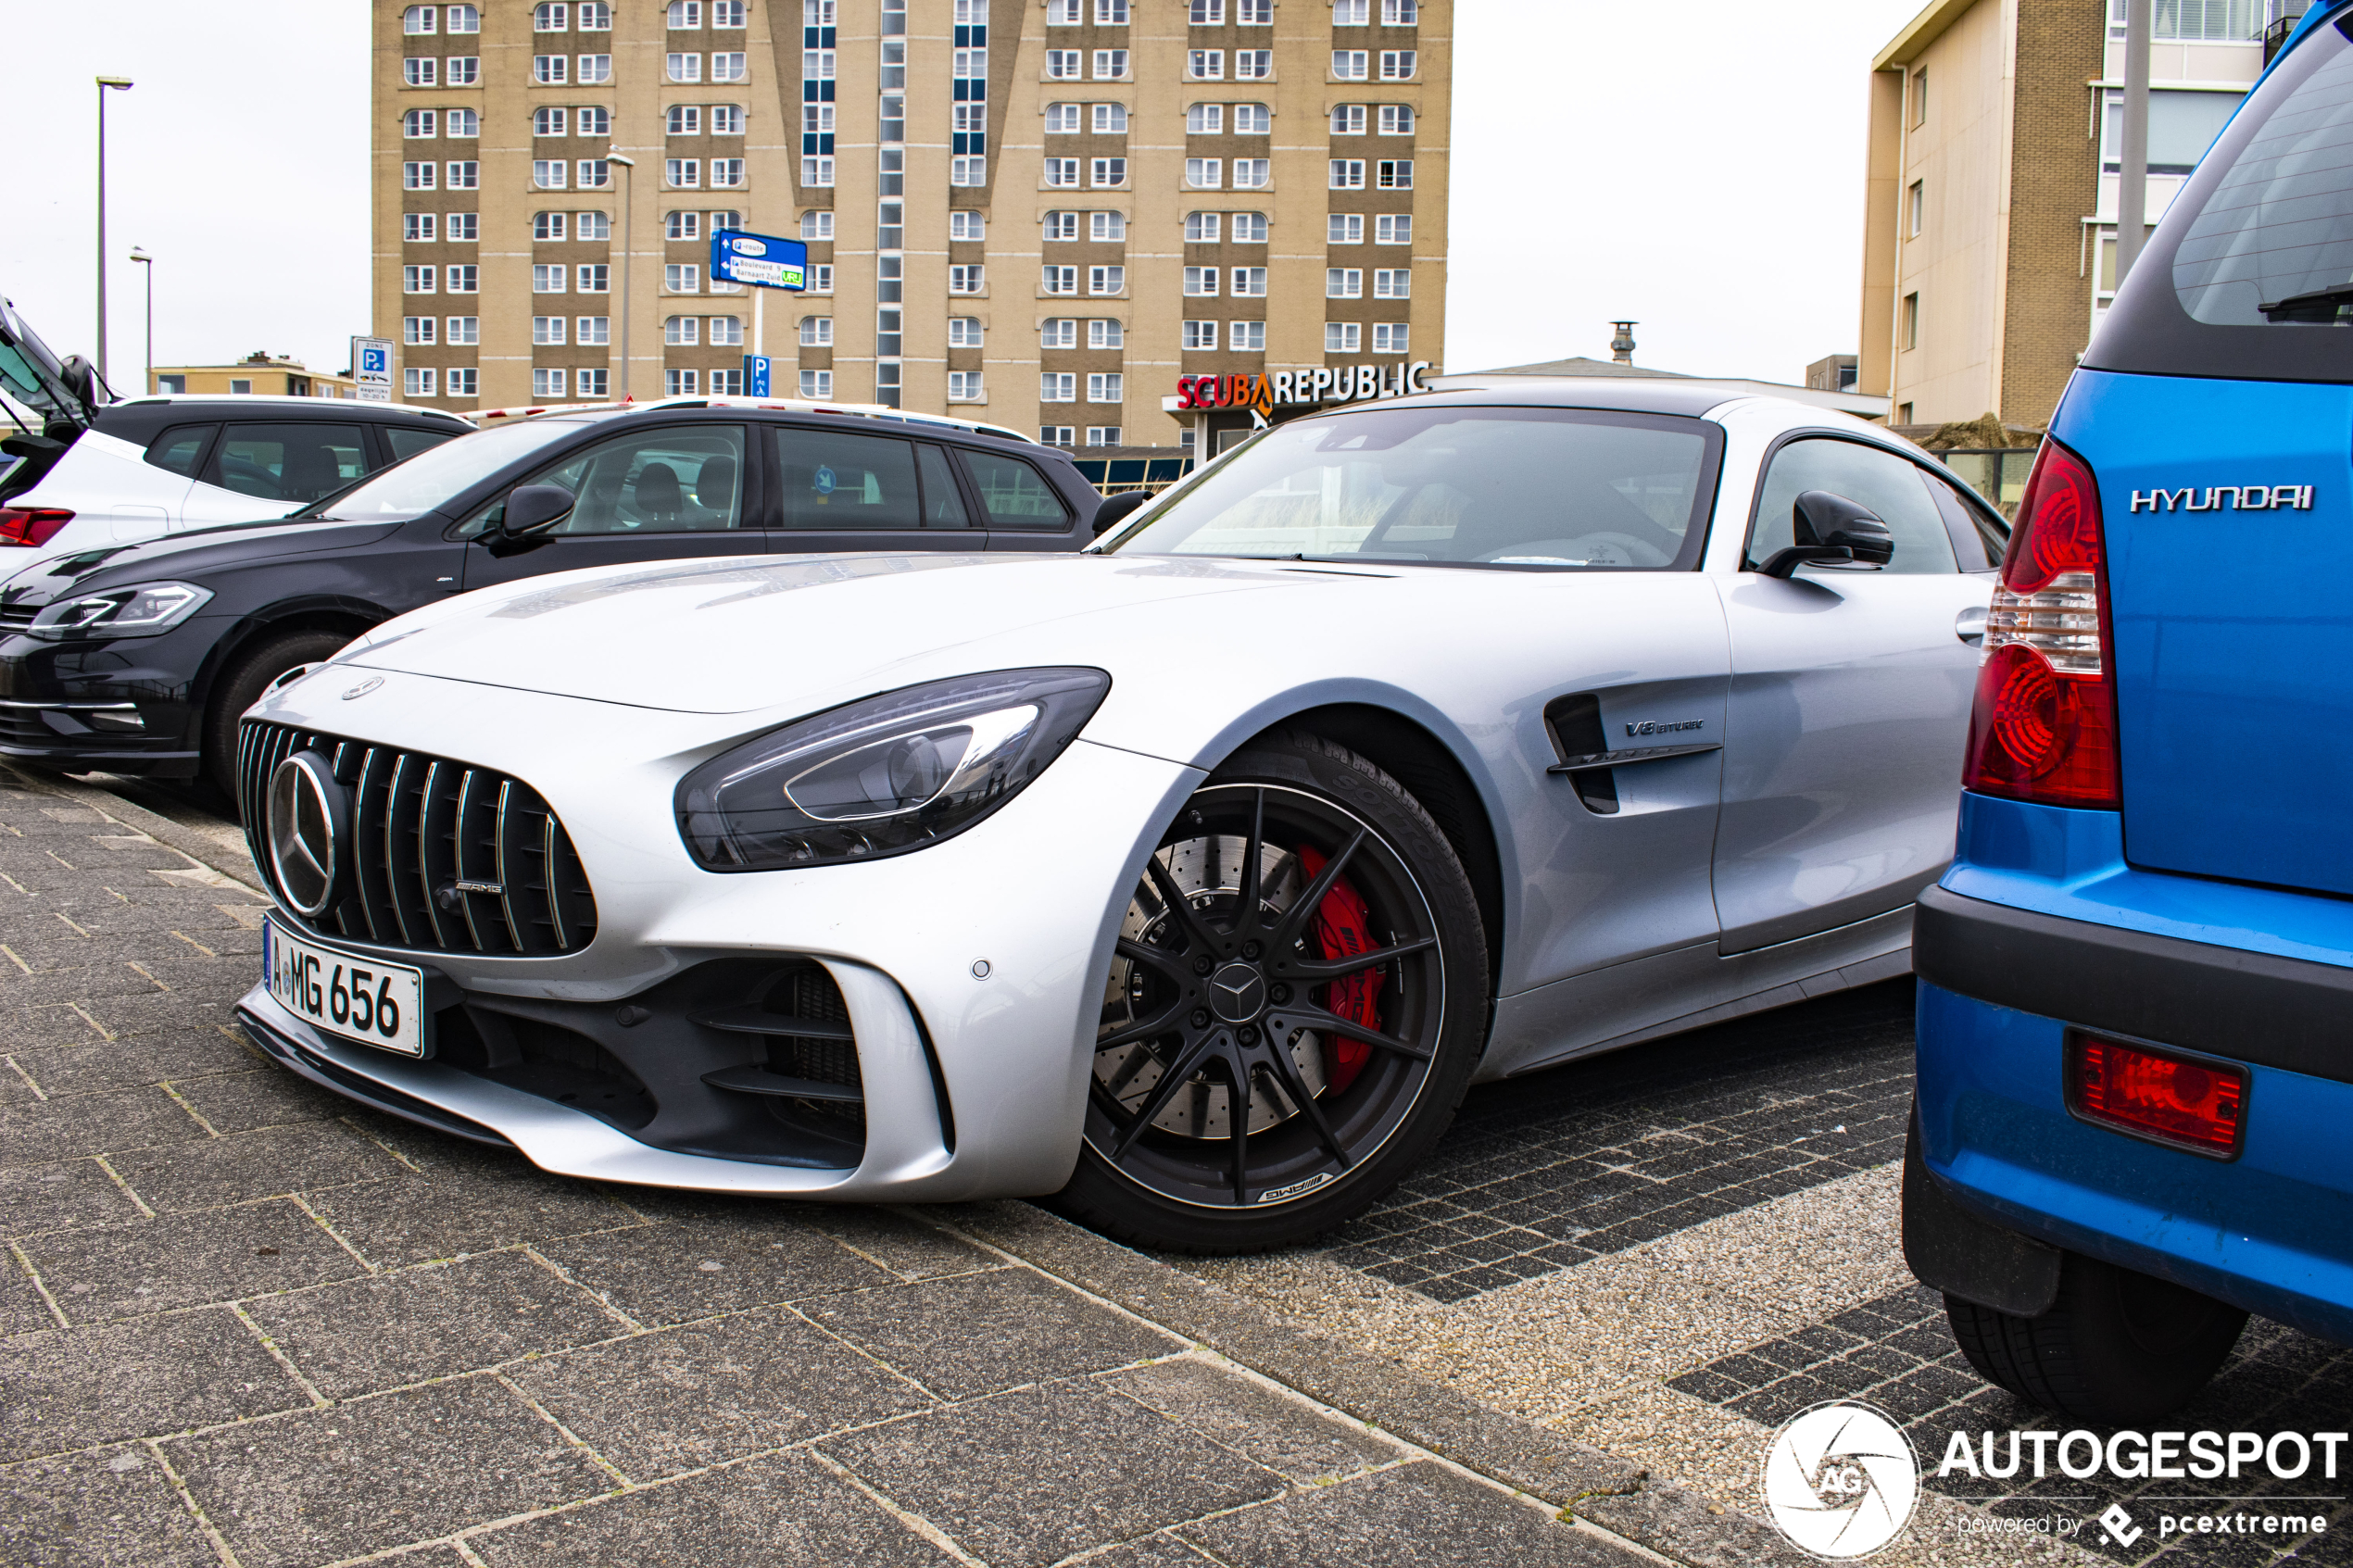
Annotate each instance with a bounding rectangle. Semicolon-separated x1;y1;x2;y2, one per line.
1052;731;1488;1253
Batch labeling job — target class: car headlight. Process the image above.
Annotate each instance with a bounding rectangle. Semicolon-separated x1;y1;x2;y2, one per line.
675;667;1112;871
29;582;212;640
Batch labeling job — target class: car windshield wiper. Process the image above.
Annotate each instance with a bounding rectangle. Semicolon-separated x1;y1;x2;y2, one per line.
2258;282;2353;322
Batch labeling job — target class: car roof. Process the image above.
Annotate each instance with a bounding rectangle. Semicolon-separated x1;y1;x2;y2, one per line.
1377;378;1753;420
97;394;467;424
464;395;1039;448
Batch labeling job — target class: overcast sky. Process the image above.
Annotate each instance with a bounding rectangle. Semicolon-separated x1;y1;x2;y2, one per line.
6;0;1919;392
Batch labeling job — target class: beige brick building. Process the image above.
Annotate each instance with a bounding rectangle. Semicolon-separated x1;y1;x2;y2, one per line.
1858;0;2265;430
373;0;1449;452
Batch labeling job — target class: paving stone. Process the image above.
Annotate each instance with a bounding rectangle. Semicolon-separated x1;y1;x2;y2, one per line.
803;1205;999;1280
1178;1461;1634;1566
0;1088;205;1168
297;1161;641;1268
0;1254;57;1336
469;1450;953;1566
0;1159;144;1241
21;1200;364;1324
8;1032;258;1098
508;1305;932;1483
1083;1537;1230;1568
800;1266;1181;1400
160;1068;353;1134
104;1121;402;1212
166;1376;612;1568
0;1310;306;1461
820;1379;1282;1568
1104;1356;1396;1483
246;1250;624;1399
535;1213;895;1326
0;1445;220;1567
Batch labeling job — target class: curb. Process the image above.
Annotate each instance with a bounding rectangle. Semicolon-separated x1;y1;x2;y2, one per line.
4;766;267;898
921;1199;1817;1568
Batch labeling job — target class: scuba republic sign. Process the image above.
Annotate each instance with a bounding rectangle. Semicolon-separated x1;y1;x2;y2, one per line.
1175;361;1434;415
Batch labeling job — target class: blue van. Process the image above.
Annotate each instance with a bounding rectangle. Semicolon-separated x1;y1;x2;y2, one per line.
1906;5;2353;1422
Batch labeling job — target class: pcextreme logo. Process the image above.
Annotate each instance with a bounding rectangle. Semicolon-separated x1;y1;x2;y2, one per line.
1761;1401;1921;1559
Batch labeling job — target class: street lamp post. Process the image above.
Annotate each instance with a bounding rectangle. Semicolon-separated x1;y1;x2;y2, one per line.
608;155;636;399
129;248;154;394
94;76;134;389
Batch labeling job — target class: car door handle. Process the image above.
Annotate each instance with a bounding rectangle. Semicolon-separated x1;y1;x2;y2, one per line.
1955;606;1988;646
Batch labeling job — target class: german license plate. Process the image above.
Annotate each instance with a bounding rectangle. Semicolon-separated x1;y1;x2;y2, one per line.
263;916;425;1058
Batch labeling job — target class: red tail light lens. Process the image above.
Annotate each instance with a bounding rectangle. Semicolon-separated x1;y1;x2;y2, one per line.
0;508;74;548
1960;438;2120;809
2067;1032;2246;1157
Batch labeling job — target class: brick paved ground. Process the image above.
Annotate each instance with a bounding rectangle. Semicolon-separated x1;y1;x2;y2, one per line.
0;773;1643;1568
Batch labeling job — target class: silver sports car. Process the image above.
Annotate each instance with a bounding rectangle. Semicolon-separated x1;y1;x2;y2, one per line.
234;382;2004;1250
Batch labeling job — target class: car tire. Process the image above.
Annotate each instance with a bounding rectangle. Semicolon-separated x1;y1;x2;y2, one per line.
204;630;352;808
1051;730;1490;1254
1945;1252;2247;1424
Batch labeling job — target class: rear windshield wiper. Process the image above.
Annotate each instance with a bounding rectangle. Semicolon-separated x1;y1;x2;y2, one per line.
2258;283;2353;322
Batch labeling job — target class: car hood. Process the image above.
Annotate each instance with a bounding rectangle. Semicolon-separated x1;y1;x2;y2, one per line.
339;551;1393;716
0;516;411;607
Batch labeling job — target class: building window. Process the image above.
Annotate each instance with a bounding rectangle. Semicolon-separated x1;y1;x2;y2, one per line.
403;109;436;139
1377;158;1413;189
1041;319;1077;347
949;370;986;401
1045;157;1080;188
1190;49;1225;79
1090;211;1126;242
1045;103;1081;134
404;368;437;397
1047;50;1083;79
1379;50;1416;79
532;264;568;294
1094;102;1128;133
449;117;480;146
802;210;836;240
404;316;437;345
1378;105;1414;135
229;379;253;395
712;54;748;82
1229;320;1266;350
799;315;834;346
1231;267;1266;296
447;161;480;189
405;213;437;242
706;316;743;347
535;54;568;83
1185;211;1221;243
403;265;437;294
802;157;836;186
1183;320;1218;349
668;52;702;82
701;369;737;395
535;211;568;241
1372;322;1409;353
533;368;568;399
665;210;699;241
1908;179;1924;237
1329;158;1365;190
447;213;479;240
810;264;834;293
1327;268;1362;299
949;317;984;346
1326;321;1361;353
1041;372;1077;402
714;0;746;25
577;159;610;188
1039;426;1076;446
1911;69;1927;127
577;264;610;292
1089;265;1126;295
575;316;608;344
1089;319;1124;348
534;159;569;189
950;264;986;294
799;370;834;397
1090;157;1127;187
403;161;436;190
448;316;481;344
666;264;701;293
667;158;700;187
447;368;480;397
1375;213;1411;245
1333;49;1369;80
447;5;480;31
1188;104;1225;135
578;106;610;135
1093;49;1129;79
1086;427;1122;446
1043;265;1079;295
1097;0;1129;20
578;1;610;25
1897;401;1914;424
1382;0;1416;20
1234;50;1272;78
1233;159;1269;188
1190;0;1224;20
403;4;437;31
1044;210;1078;241
666;370;699;396
1373;268;1409;298
1233;211;1268;242
667;0;700;26
1903;292;1920;350
447;56;480;84
666;105;701;135
535;107;567;137
1048;0;1079;19
711;104;743;134
804;46;836;79
664;316;700;345
1239;0;1271;20
1234;103;1271;135
576;55;610;82
1335;0;1369;20
1187;157;1223;189
1329;214;1364;244
1184;266;1220;296
711;159;745;187
950;211;986;241
535;2;567;29
1331;105;1365;135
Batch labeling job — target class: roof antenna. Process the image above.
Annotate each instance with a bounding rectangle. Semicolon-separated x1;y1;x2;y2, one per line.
1609;321;1638;365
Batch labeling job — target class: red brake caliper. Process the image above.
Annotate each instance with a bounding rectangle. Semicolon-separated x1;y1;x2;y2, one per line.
1294;845;1377;1096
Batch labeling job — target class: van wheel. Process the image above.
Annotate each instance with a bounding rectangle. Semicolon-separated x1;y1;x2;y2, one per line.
1945;1251;2247;1424
205;631;352;809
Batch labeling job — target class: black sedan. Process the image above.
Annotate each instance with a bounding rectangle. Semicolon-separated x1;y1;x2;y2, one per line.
0;404;1114;800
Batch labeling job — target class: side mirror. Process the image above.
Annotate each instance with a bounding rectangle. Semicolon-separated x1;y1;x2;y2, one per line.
1758;489;1895;578
1090;489;1152;536
482;483;575;556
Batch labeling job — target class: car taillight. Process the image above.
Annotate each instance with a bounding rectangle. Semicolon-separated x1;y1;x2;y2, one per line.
0;508;73;548
1960;437;2120;809
2067;1032;2246;1157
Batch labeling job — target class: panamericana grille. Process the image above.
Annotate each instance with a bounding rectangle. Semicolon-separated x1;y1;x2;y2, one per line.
0;604;37;637
239;720;598;957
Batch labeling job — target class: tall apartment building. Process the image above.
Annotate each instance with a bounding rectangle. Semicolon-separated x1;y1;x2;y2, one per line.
372;0;1449;450
1857;0;2272;431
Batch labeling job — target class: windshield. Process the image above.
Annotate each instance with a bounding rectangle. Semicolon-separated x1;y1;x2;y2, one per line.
316;418;586;520
1108;406;1721;570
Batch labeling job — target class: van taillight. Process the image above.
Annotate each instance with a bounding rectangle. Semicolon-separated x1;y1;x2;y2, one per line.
1959;438;2120;809
2067;1032;2246;1157
0;508;73;548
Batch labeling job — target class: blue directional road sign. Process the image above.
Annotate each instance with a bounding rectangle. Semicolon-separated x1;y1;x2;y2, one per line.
709;229;809;292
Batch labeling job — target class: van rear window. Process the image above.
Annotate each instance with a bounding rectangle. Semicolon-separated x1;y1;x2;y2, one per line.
2087;16;2353;383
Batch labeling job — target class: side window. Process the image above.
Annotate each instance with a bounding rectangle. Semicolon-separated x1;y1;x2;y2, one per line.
1920;469;2008;571
916;444;972;526
529;425;746;533
771;427;924;529
1746;437;1957;575
143;424;217;477
385;427;457;463
962;450;1075;530
208;423;371;503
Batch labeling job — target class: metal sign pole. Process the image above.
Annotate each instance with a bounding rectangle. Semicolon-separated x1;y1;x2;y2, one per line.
2117;0;2153;284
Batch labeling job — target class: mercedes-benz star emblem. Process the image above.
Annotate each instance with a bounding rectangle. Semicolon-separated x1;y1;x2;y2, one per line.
1209;961;1267;1025
267;751;346;918
342;676;384;700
